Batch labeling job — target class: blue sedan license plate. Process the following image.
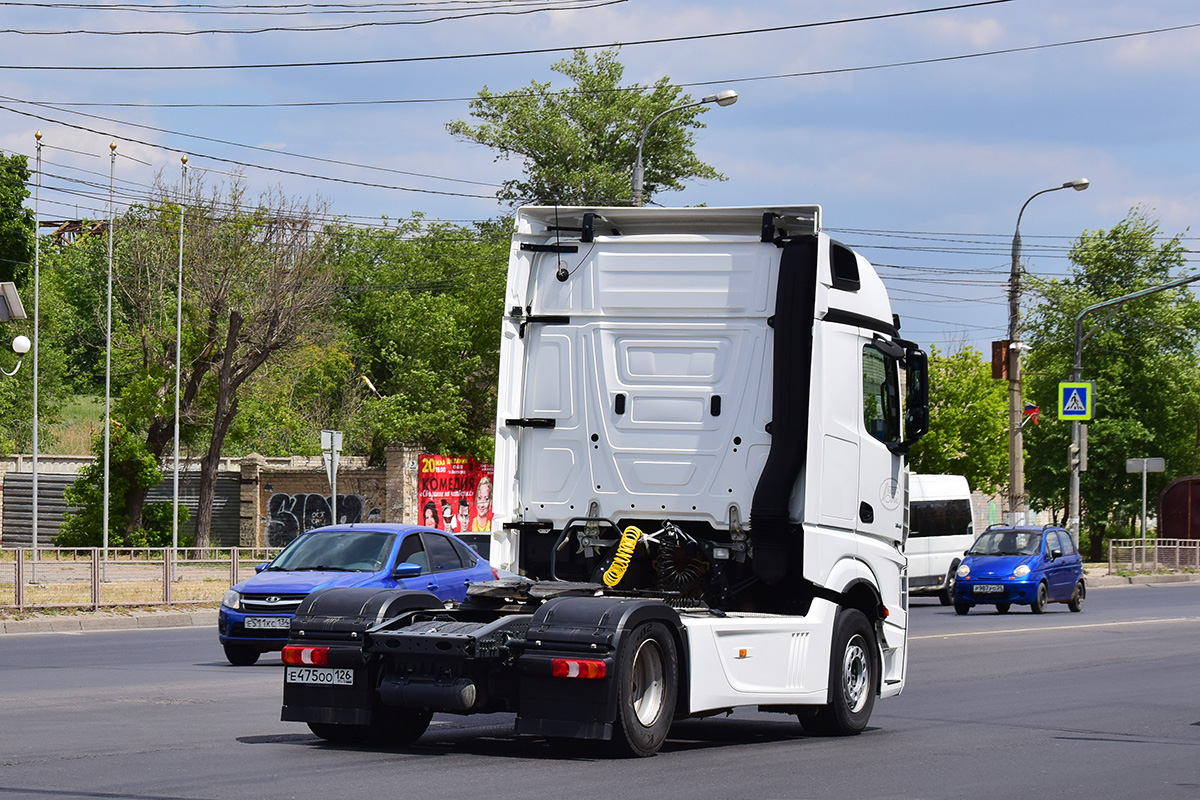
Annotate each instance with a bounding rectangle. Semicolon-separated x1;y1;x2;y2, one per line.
973;584;1005;594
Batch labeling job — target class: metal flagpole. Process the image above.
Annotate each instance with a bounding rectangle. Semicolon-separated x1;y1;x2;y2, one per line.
32;132;42;571
173;155;188;577
103;142;116;576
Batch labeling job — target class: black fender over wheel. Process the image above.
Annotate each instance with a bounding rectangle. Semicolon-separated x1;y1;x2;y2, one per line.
610;621;678;758
798;608;877;736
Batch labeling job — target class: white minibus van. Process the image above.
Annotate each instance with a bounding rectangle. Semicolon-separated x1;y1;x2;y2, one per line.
907;474;975;604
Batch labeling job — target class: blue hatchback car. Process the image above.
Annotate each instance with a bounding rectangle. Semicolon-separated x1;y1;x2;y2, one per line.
953;525;1085;615
218;523;497;665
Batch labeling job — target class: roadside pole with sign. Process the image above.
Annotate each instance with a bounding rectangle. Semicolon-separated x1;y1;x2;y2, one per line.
1126;457;1165;539
321;430;343;526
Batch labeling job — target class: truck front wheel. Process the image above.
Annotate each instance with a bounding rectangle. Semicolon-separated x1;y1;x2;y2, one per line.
610;621;678;758
798;608;877;736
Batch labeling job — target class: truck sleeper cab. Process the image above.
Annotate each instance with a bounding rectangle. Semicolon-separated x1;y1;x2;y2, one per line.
280;205;929;757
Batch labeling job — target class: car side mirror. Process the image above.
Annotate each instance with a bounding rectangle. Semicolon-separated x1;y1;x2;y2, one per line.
394;562;422;578
254;562;270;574
1050;548;1062;560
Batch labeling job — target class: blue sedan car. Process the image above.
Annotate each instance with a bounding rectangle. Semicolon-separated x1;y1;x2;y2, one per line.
218;523;497;665
953;525;1085;615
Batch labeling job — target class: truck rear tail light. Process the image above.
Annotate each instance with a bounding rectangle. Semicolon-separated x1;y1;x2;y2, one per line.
282;645;329;667
551;658;606;679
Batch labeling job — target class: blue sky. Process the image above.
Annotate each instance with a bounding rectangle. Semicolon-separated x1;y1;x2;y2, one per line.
2;0;1198;355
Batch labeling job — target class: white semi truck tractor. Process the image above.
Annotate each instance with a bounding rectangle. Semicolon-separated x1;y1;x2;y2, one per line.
280;204;930;757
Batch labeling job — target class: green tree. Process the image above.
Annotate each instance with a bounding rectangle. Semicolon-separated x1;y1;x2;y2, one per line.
906;344;1008;494
446;48;727;206
1023;209;1200;558
332;215;509;461
56;420;189;548
0;150;33;285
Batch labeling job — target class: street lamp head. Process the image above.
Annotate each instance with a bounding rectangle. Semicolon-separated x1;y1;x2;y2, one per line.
11;335;30;355
1065;178;1089;191
702;89;739;107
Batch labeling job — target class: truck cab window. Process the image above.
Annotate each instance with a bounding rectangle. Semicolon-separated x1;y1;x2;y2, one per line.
863;345;901;444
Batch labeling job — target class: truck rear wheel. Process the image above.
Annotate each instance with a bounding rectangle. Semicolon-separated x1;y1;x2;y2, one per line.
308;709;432;747
798;608;877;736
610;621;677;758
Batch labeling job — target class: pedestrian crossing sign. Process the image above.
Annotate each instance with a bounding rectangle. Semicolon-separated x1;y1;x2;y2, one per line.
1058;382;1094;421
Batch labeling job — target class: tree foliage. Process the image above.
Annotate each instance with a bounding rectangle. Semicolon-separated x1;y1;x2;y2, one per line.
57;420;189;548
0;150;33;285
906;345;1008;494
1023;209;1200;558
332;215;509;461
446;48;727;206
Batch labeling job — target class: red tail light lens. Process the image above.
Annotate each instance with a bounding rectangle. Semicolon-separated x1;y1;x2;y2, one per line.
551;658;606;679
282;645;329;666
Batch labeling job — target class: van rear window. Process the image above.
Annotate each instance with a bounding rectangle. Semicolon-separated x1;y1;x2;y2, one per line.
910;499;972;538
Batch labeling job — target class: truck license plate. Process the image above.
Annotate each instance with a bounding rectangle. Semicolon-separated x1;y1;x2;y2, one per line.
245;616;291;630
973;584;1005;594
286;667;354;686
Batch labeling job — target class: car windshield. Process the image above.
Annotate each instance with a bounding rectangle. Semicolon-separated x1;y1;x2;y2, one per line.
968;530;1042;556
268;531;396;572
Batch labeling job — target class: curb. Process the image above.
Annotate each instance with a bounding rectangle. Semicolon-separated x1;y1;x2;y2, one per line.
1085;571;1200;588
0;609;218;635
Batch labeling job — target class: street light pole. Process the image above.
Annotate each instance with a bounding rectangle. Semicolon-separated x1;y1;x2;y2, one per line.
1008;178;1089;525
631;89;737;207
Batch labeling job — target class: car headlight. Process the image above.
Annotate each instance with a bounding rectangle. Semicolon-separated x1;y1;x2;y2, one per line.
957;563;970;578
1013;564;1031;578
222;589;242;610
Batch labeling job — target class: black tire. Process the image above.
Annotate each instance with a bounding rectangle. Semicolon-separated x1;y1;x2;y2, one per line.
798;608;877;736
939;562;958;606
223;643;260;666
1031;582;1048;614
1068;581;1085;612
307;722;370;744
996;603;1011;614
373;708;433;747
308;709;432;747
954;602;970;616
610;621;678;758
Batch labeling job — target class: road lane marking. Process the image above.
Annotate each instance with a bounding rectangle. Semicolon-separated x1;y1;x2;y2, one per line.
910;616;1200;640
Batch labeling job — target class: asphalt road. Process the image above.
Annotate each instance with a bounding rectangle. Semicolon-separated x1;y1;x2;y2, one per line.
1;583;1197;800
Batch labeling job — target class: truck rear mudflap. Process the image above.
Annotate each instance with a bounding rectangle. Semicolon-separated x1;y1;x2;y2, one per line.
280;588;442;726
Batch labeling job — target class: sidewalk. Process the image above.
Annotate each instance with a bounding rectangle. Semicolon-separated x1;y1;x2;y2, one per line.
3;571;1198;635
0;607;218;635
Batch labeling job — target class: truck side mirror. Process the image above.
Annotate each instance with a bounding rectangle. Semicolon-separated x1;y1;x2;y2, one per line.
902;347;930;443
254;562;270;574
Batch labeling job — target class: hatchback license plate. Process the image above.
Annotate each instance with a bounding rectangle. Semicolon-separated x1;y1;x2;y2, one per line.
973;584;1005;594
286;667;354;686
245;616;291;630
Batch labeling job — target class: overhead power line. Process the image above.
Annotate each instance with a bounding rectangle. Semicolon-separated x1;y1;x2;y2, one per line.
0;0;624;35
0;1;1012;70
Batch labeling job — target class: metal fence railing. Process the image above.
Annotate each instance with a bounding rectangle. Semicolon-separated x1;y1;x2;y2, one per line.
1108;538;1200;575
0;547;278;611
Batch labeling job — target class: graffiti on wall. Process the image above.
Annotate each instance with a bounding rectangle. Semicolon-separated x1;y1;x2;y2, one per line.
266;493;383;547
